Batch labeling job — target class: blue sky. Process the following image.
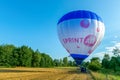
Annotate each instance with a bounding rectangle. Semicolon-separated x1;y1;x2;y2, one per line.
0;0;120;60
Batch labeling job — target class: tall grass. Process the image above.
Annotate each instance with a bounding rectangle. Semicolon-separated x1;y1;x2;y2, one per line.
91;71;120;80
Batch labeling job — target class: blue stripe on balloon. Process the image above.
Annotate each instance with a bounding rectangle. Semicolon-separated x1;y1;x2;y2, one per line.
58;10;103;24
71;54;88;59
70;54;88;65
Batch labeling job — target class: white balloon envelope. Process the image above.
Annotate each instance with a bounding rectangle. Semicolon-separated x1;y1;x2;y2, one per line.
57;10;105;65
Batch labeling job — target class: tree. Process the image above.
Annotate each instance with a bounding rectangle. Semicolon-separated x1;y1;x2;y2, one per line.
112;47;120;57
53;59;60;67
45;54;53;67
40;53;53;67
59;59;63;67
12;45;33;67
32;49;41;67
40;57;46;67
0;44;16;67
68;60;74;66
12;47;20;66
102;54;110;69
0;44;78;68
88;57;101;71
111;47;120;72
109;57;118;72
91;57;100;62
0;45;7;66
81;61;89;68
63;57;68;67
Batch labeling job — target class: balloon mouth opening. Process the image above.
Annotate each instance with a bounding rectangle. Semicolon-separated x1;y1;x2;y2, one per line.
70;54;88;65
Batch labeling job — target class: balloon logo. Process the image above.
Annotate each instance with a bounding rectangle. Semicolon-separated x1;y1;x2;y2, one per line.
84;35;96;47
57;10;105;65
80;19;90;28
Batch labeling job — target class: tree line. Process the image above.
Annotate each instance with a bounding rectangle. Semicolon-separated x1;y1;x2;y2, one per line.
83;47;120;74
1;43;120;73
0;44;76;67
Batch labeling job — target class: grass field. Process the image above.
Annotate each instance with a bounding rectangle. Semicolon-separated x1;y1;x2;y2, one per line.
0;67;92;80
91;71;120;80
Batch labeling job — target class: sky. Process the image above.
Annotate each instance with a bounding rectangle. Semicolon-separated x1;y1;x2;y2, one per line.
0;0;120;60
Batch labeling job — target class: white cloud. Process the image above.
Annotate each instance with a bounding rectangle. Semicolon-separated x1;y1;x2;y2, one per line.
105;46;115;52
115;43;120;48
85;52;105;61
85;42;120;62
111;40;117;44
85;52;114;62
105;42;120;52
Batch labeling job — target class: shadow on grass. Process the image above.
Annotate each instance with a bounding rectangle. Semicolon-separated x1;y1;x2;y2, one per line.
67;69;87;74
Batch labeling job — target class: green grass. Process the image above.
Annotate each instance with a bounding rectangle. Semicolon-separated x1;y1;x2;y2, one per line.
91;71;120;80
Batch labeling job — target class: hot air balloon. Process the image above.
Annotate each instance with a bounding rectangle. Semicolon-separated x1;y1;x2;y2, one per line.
57;10;105;65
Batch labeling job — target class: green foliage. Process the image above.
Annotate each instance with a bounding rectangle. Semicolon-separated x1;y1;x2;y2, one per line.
32;50;41;67
19;45;32;67
88;62;101;71
59;59;63;67
63;57;68;66
102;54;110;69
88;47;120;76
102;47;120;72
81;61;89;67
53;59;60;67
112;47;120;57
88;57;101;71
0;44;16;67
0;44;76;68
40;53;53;67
